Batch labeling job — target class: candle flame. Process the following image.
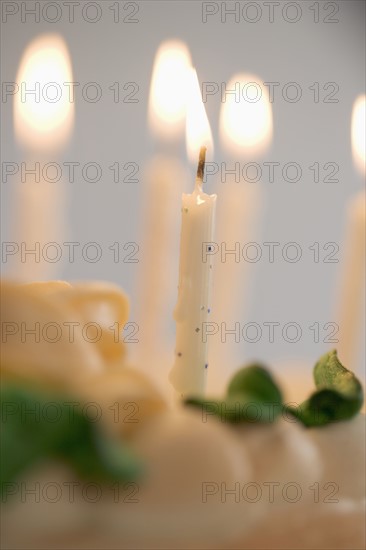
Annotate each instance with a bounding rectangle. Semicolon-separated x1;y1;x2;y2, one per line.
185;68;214;165
351;95;366;175
148;40;191;139
219;73;273;157
14;34;74;153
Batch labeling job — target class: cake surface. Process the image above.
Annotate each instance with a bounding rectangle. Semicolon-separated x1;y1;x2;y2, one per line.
1;280;365;549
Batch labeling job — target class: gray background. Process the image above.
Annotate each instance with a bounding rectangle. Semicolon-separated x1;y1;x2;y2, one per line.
1;0;365;384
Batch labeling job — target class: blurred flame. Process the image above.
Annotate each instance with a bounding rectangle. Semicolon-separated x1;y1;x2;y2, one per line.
351;95;366;175
185;68;214;165
14;34;74;153
219;73;272;157
148;40;191;139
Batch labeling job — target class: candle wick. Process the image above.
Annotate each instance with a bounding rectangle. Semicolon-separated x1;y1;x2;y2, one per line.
196;146;207;182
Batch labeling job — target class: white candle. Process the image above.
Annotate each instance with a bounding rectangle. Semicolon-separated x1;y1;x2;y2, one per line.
335;95;366;370
134;156;186;382
170;148;217;397
336;191;365;370
12;34;74;281
207;73;273;394
133;42;191;383
208;183;263;394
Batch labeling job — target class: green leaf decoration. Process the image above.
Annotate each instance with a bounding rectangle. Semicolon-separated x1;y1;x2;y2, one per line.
0;383;142;496
285;350;364;427
185;351;364;428
186;364;283;424
228;364;283;403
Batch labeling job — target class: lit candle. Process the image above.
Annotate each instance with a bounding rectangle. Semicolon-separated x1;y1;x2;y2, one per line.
335;95;365;370
335;192;365;370
136;156;187;369
12;34;74;281
208;73;272;394
170;147;217;397
134;42;191;382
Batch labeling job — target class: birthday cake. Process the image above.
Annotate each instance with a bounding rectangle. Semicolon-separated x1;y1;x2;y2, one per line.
1;279;365;550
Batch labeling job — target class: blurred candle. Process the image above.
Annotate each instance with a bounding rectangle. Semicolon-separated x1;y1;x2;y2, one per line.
12;34;74;281
136;157;187;367
351;95;366;175
208;74;272;394
336;95;366;370
134;42;191;380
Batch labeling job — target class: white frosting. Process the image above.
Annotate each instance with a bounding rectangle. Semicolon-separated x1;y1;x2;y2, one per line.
2;281;365;549
98;408;254;547
3;411;365;549
308;414;366;500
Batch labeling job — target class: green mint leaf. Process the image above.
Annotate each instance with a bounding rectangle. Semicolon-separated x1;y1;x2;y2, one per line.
0;383;142;495
227;364;283;404
285;350;364;427
185;364;283;424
